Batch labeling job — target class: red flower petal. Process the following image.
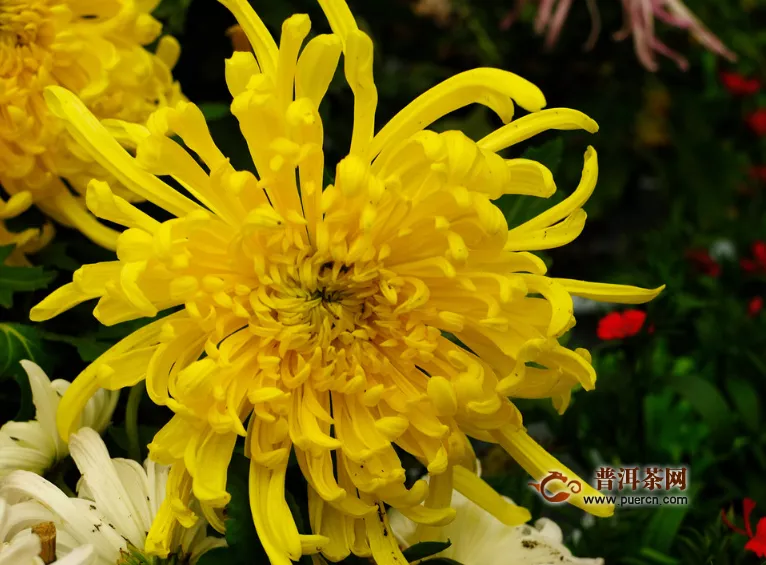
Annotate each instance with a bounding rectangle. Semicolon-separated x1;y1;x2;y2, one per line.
597;312;625;340
749;297;764;318
753;241;766;265
622;310;647;336
747;109;766;137
721;72;761;95
686;249;721;277
745;519;766;557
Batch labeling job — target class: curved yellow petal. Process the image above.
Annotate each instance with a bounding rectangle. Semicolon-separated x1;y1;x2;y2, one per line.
556;279;666;304
217;0;278;75
494;427;614;517
478;108;598;153
453;465;531;526
369;68;546;161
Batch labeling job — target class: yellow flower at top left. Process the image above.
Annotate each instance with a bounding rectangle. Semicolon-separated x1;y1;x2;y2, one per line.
0;0;182;258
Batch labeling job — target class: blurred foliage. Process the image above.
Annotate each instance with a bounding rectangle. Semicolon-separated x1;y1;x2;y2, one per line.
2;0;766;563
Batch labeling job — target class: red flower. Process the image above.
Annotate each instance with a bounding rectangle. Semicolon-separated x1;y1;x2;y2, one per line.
747;109;766;136
740;241;766;273
721;72;761;96
722;498;766;558
749;297;764;318
686;249;721;277
597;310;647;340
746;519;766;558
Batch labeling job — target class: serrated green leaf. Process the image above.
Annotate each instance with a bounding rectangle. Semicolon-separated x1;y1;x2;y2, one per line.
0;246;56;308
402;540;452;562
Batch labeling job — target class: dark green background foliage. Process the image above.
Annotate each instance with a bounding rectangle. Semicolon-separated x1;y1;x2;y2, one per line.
2;0;766;563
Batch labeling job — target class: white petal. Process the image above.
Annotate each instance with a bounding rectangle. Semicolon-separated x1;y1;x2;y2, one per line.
533;517;563;543
55;544;97;565
143;458;169;518
2;501;55;541
0;422;56;456
80;390;119;435
20;361;61;456
110;459;152;533
0;529;41;565
68;429;147;547
0;471;121;561
0;442;53;477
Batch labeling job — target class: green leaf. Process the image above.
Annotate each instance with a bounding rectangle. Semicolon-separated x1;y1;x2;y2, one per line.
0;323;48;378
420;559;466;565
638;547;681;565
0;323;49;421
641;504;691;554
198;102;231;121
195;546;236;565
402;540;452;562
726;378;761;432
0;246;56;308
33;242;80;272
521;137;564;176
669;374;732;434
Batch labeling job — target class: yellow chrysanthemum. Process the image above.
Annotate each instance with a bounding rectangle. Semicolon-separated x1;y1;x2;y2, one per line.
31;1;663;563
0;0;182;253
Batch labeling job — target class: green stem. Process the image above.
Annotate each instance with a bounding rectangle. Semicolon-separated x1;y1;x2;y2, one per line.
125;382;145;463
53;471;75;497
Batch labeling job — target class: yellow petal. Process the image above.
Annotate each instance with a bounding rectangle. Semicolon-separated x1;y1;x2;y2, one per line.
452;465;531;526
316;0;359;44
296;35;343;107
43;86;202;219
363;500;409;565
370;68;546;160
494;427;614;517
478;108;598;153
218;0;278;75
555;279;666;304
192;429;237;507
514;147;598;232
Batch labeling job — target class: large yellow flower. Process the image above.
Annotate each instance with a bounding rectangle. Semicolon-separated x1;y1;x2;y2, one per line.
0;0;182;254
31;0;663;563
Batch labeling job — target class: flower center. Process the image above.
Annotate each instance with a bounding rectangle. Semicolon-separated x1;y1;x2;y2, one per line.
249;253;405;354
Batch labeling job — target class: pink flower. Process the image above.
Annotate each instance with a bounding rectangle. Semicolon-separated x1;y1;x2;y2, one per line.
527;0;736;71
614;0;736;71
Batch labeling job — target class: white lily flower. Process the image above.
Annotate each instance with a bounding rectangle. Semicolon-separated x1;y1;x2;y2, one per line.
1;496;96;565
389;465;603;565
0;361;119;478
0;428;226;565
